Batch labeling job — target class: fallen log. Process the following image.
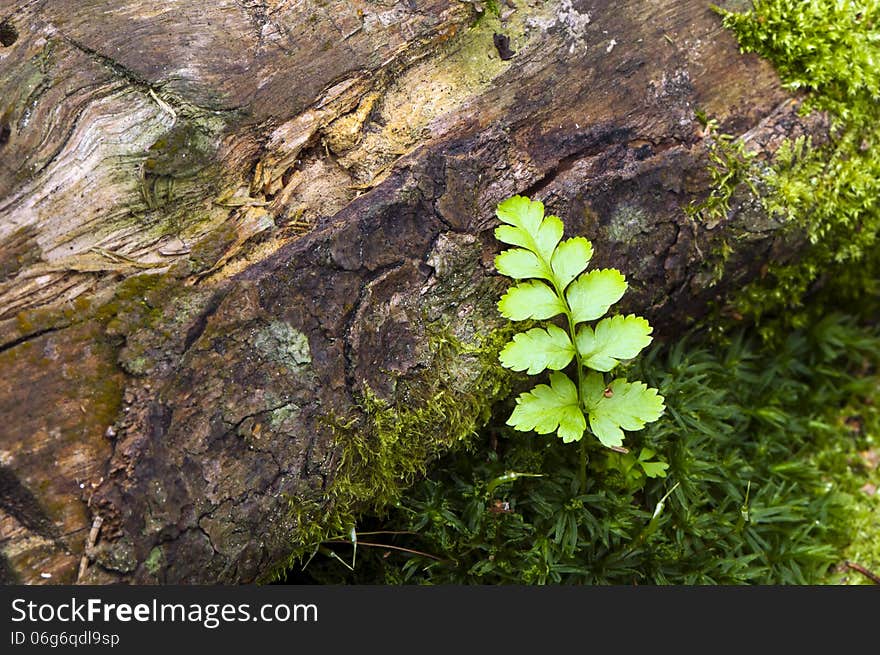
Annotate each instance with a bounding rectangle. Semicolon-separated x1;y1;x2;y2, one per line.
0;0;822;583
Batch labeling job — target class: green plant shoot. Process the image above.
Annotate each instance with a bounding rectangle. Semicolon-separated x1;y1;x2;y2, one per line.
494;195;665;451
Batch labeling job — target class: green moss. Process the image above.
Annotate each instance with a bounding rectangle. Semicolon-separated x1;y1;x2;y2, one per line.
265;324;517;581
686;112;759;227
144;546;164;576
463;0;501;19
816;399;880;584
13;294;99;343
713;1;880;335
15;306;66;336
291;313;880;585
91;270;218;377
720;1;880;116
186;222;238;273
81;329;126;430
96;272;168;331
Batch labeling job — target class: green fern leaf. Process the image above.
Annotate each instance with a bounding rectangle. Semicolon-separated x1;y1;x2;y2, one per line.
494;248;550;281
582;372;665;448
575;314;653;371
494;195;563;261
498;280;565;321
493;194;664;453
566;269;627;324
550;237;594;289
507;372;586;443
638;448;669;478
499;325;575;374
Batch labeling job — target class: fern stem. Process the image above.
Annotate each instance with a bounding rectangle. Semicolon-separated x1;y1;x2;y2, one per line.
550;276;589;492
579;437;588;492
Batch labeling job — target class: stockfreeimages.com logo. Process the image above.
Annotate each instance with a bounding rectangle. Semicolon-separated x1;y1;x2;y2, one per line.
10;597;318;630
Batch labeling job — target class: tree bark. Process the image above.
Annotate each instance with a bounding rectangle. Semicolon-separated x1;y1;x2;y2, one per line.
0;0;822;583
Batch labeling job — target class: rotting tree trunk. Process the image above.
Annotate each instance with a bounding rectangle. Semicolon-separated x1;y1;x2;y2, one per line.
0;0;824;584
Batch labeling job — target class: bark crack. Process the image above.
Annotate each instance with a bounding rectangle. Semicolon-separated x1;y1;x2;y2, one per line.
181;286;233;354
0;324;65;355
522;126;634;200
0;465;71;555
58;32;241;115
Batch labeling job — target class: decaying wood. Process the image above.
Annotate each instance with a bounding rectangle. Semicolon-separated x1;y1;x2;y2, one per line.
0;0;823;583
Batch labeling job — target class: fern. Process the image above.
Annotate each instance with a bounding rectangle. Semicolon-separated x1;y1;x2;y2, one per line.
493;196;665;486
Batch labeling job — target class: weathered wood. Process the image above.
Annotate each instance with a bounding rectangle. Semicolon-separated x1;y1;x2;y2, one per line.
0;0;820;583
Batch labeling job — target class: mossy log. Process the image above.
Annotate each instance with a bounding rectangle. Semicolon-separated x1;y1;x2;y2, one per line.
0;0;824;583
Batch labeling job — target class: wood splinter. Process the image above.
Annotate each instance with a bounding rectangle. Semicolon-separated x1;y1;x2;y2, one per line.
76;515;104;582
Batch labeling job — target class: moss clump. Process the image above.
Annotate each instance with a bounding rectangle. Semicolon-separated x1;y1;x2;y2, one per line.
144;546;164;576
720;1;880;116
267;324;517;581
685;113;759;228
12;294;98;343
715;1;880;334
93;273;167;328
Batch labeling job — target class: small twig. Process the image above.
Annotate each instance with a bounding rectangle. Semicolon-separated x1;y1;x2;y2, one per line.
324;540;443;561
328;530;419;538
845;561;880;585
77;515;103;582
